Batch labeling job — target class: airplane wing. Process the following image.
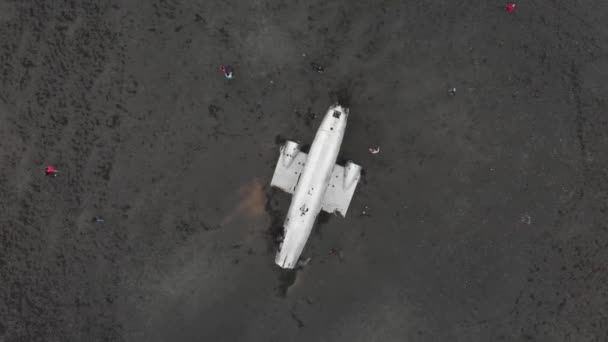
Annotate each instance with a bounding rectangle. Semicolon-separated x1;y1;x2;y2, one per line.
321;161;362;217
270;141;308;194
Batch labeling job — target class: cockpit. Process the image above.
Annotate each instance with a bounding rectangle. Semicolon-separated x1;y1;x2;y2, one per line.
320;105;348;133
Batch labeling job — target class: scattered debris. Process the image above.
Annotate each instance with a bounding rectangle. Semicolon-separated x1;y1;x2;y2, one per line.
290;311;305;328
521;213;532;225
505;2;515;13
297;257;311;268
361;205;370;216
92;216;105;223
220;64;234;79
368;147;380;154
44;165;59;177
310;62;324;73
448;87;457;96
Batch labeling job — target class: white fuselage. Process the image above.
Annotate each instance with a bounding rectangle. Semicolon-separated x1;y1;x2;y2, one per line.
275;105;348;268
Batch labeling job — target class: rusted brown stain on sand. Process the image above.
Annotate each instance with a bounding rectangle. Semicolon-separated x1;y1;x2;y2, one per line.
221;177;267;225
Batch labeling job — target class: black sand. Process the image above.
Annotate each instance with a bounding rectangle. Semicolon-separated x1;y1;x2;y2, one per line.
1;1;608;341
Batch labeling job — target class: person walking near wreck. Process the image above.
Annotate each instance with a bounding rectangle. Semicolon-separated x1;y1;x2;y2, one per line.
220;64;234;79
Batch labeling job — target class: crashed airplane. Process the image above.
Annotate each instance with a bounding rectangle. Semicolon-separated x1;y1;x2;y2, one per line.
270;104;362;269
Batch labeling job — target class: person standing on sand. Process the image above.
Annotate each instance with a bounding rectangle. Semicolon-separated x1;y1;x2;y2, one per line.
220;64;234;79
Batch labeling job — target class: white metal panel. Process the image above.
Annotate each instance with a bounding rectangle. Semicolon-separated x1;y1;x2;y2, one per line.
270;141;308;194
321;161;361;217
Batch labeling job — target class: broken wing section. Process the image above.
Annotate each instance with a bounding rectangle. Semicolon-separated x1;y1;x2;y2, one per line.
270;141;308;195
321;161;362;216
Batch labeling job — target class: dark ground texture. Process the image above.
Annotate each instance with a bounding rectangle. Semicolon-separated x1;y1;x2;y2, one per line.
1;1;608;341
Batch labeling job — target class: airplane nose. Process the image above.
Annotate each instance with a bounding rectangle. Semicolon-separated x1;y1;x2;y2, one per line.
329;105;348;118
